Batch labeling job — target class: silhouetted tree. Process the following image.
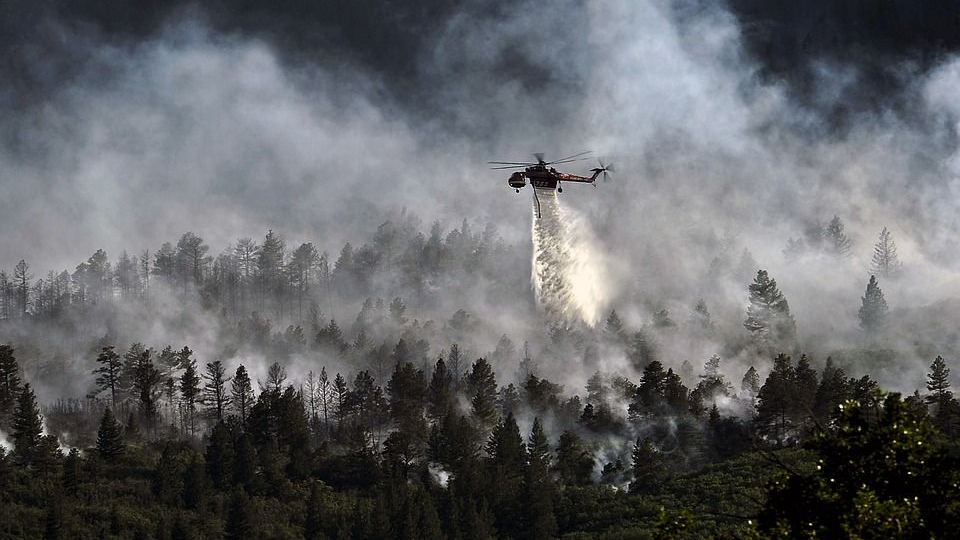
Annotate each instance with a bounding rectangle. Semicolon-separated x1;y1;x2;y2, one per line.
202;360;231;421
744;270;796;350
466;358;498;427
179;352;200;435
0;344;22;426
858;275;888;336
630;437;662;494
926;356;952;410
13;384;43;465
555;430;594;486
96;407;124;460
755;354;794;446
93;346;123;410
230;365;254;423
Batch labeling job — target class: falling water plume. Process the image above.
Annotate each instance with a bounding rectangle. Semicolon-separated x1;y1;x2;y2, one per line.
531;188;610;325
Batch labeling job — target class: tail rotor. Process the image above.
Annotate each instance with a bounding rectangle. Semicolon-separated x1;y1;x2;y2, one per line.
594;159;615;182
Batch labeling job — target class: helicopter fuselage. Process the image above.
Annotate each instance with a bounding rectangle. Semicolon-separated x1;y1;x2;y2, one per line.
508;165;601;191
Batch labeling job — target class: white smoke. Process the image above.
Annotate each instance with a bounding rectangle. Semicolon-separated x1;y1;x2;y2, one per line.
531;188;611;325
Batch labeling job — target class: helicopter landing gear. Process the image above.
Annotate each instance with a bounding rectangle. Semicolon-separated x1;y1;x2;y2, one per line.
557;186;563;193
516;189;520;193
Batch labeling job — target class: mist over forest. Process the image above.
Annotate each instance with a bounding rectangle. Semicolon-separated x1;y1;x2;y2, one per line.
3;0;960;538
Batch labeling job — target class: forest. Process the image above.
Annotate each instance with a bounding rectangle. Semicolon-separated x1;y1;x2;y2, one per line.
1;210;959;539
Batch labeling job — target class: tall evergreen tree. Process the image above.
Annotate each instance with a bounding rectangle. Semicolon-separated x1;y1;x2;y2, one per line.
62;448;81;495
926;356;952;410
205;421;234;490
858;275;889;335
755;354;794;446
179;352;200;435
427;358;456;421
96;407;124;460
13;259;31;315
604;310;626;341
824;215;852;257
628;329;658;370
524;418;557;540
792;354;819;426
202;360;231;421
814;357;849;423
744;270;797;350
13;384;44;465
93;346;123;410
0;344;22;426
870;226;902;278
466;358;498;428
630;437;662;494
230;365;254;423
132;349;162;426
741;366;760;401
555;430;594;486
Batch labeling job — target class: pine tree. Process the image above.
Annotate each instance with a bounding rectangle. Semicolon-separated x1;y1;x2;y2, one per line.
633;360;667;414
427;358;455;421
813;357;848;423
604;310;626;341
663;369;689;414
467;358;498;427
179;353;200;435
202;360;232;421
926;356;952;410
870;226;902;278
230;365;254;423
555;430;594;486
485;411;525;538
741;366;760;401
792;355;819;425
97;407;124;459
755;354;794;446
824;215;852;257
744;270;797;350
206;421;234;490
628;329;658;370
93;346;123;410
630;437;662;494
524;418;557;540
0;344;22;426
858;275;889;335
13;259;31;315
13;384;44;465
62;447;81;495
132;349;162;426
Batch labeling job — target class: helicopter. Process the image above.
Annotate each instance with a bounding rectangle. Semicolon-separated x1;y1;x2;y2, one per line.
489;151;614;218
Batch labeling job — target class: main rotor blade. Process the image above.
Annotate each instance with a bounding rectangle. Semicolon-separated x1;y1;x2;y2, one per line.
546;150;592;164
548;157;590;166
488;161;536;165
490;165;528;170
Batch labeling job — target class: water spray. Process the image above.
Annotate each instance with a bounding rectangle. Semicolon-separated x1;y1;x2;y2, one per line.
531;188;610;326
